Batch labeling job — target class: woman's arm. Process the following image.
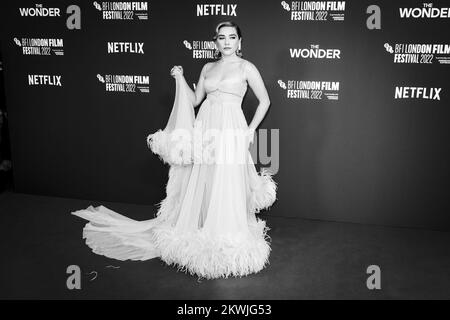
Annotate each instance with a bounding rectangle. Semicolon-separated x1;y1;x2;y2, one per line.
175;63;209;108
245;61;271;131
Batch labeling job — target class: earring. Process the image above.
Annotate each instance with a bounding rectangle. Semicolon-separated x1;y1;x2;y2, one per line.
236;45;242;57
214;48;220;59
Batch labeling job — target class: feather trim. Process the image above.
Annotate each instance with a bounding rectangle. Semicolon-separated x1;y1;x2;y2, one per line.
147;130;193;166
152;218;271;280
249;168;278;214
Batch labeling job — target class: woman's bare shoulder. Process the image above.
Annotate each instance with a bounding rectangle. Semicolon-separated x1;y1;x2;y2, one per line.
203;62;212;70
203;61;219;73
241;59;258;73
200;62;212;77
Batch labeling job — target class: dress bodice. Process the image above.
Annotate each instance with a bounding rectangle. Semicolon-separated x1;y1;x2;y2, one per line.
203;60;248;99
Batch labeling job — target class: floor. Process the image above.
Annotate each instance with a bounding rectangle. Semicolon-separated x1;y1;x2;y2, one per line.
0;191;449;299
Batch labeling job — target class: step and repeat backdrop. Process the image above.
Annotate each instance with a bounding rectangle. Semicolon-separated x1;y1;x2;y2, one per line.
1;0;450;230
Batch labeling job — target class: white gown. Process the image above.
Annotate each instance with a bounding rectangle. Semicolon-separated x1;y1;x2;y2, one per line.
72;60;277;279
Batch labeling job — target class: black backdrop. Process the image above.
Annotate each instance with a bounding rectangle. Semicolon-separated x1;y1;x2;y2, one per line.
1;0;450;230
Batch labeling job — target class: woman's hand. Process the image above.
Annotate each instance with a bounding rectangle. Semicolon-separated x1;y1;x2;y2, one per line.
170;65;183;79
246;127;256;147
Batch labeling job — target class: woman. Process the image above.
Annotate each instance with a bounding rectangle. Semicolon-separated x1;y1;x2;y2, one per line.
72;21;277;279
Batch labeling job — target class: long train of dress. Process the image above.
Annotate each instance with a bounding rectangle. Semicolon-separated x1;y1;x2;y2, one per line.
72;60;277;279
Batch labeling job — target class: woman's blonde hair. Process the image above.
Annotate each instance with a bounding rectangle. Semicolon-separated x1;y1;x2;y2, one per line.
212;21;243;59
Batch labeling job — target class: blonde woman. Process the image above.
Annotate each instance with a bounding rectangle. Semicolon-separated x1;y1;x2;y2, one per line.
72;21;277;279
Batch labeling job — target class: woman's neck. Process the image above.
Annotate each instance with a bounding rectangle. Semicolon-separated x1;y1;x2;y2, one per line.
219;53;240;63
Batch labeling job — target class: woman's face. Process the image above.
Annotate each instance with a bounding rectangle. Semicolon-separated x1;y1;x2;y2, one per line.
215;26;241;57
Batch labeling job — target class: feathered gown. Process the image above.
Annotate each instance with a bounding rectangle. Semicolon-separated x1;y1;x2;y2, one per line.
72;60;277;279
